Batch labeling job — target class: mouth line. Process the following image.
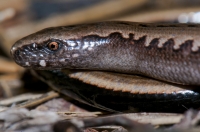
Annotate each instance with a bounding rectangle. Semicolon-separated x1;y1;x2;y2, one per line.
14;59;38;67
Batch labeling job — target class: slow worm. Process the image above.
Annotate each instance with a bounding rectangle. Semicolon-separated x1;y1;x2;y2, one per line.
11;21;200;85
10;21;200;112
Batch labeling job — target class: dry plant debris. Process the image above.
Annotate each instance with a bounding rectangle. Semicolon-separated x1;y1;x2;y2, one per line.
1;0;200;132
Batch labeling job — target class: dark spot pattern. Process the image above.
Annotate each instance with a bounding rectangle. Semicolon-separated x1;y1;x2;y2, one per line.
187;25;198;27
116;22;133;26
156;25;178;27
139;24;148;27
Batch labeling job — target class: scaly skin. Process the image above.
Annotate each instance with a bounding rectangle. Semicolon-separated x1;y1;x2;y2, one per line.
11;21;200;85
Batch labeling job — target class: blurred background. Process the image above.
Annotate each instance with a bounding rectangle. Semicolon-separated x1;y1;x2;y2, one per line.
0;0;200;111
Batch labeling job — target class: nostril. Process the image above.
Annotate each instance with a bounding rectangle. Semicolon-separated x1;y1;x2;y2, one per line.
15;50;20;56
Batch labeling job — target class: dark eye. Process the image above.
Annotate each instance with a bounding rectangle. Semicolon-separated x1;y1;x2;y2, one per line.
48;41;59;51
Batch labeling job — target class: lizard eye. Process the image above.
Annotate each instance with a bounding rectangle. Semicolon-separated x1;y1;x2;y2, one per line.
48;41;59;51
